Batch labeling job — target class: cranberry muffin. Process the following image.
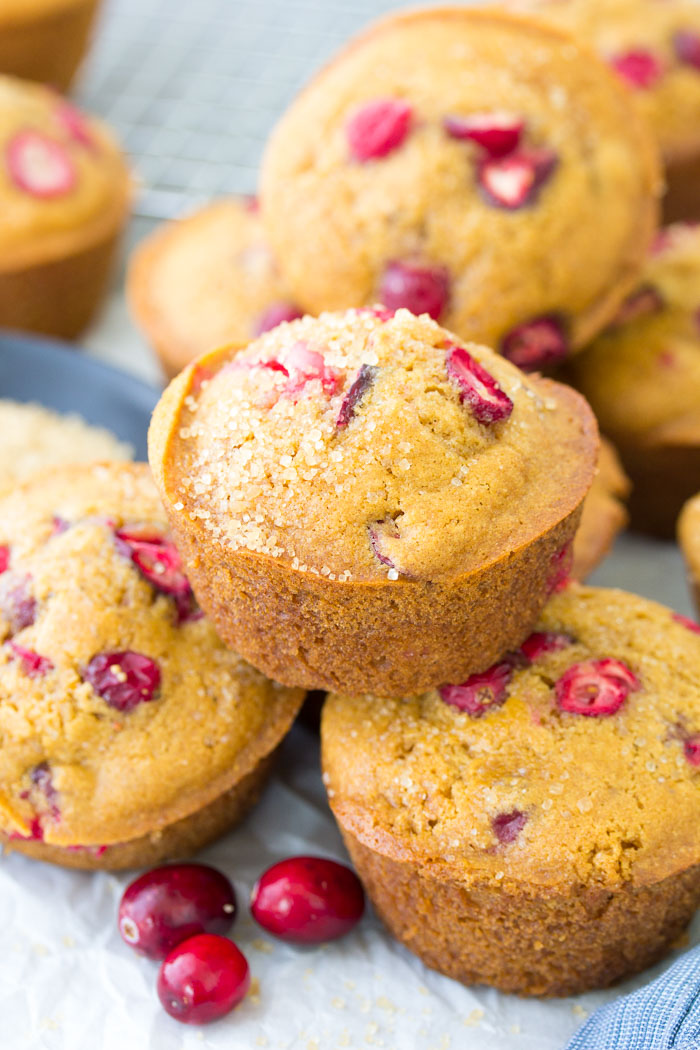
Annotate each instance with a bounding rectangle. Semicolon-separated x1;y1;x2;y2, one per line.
569;222;700;537
322;585;700;997
127;196;305;379
572;438;630;580
508;0;700;222
0;76;130;339
0;462;304;870
0;0;100;92
260;6;661;370
0;399;132;497
678;493;700;617
149;308;598;696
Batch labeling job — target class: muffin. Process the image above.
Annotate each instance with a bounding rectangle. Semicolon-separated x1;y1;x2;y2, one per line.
127;196;305;380
568;222;700;537
678;493;700;617
572;437;630;580
0;399;132;497
507;0;700;222
149;308;598;696
322;585;700;997
260;6;661;370
0;76;130;339
0;462;304;870
0;0;100;92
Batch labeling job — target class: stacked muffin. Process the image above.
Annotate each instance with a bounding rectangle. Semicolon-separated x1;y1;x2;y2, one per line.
139;5;700;998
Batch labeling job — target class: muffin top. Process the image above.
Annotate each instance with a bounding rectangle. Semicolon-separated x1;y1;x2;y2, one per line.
0;0;88;17
508;0;700;163
0;399;132;496
569;222;700;444
0;462;303;848
679;491;700;584
571;438;630;580
0;76;129;269
322;585;700;890
150;308;597;583
127;196;304;377
260;6;660;366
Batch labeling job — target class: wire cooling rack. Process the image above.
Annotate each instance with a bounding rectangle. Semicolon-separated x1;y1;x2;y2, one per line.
77;0;441;221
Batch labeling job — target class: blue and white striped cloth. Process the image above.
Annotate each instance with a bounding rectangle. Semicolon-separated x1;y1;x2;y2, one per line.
565;947;700;1049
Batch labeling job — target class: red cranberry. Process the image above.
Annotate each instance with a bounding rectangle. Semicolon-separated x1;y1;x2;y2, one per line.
445;344;513;425
672;612;700;635
9;817;44;842
8;641;53;677
0;545;9;573
439;660;514;717
0;574;37;633
157;933;250;1025
520;631;572;663
555;658;640;716
252;302;303;336
675;30;700;70
356;306;395;322
684;735;700;766
492;810;527;844
500;314;569;371
54;100;94;149
443;111;524;156
250;856;365;944
478;147;557;210
51;515;70;535
610;49;664;88
368;517;401;571
283;342;342;398
337;364;378;428
346;98;413;161
6;130;77;198
82;650;161;712
30;762;59;820
612;284;664;327
244;195;259;213
379;261;450;321
115;529;190;597
118;863;237;960
547;543;573;595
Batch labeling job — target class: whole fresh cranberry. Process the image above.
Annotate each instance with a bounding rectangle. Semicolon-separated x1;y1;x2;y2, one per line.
555;658;640;716
118;863;237;960
251;856;365;944
157;933;250;1024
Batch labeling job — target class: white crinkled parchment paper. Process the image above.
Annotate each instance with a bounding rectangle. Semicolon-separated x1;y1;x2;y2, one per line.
1;538;698;1050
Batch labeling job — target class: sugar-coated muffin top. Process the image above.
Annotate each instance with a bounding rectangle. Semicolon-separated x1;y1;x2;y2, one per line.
128;196;304;376
0;399;132;496
508;0;700;162
322;585;700;889
0;462;303;848
569;222;700;442
0;76;129;267
151;308;597;582
571;438;629;580
260;6;660;363
679;491;700;585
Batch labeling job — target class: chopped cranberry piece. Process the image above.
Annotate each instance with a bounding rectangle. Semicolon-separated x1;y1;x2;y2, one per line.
82;651;161;712
444;111;524;156
0;546;9;574
8;642;53;677
520;631;573;663
346;98;413;162
251;856;365;944
612;284;664;327
439;660;514;717
30;762;60;820
674;30;700;70
337;364;378;428
6;130;77;198
9;817;44;842
157;934;250;1025
445;344;513;425
610;49;664;88
0;574;37;633
547;543;573;595
119;863;237;960
252;302;303;336
244;195;259;213
492;810;527;844
379;261;450;321
51;515;70;535
685;735;700;766
283;342;342;398
555;658;640;716
356;306;396;322
54;100;94;148
673;613;700;635
115;528;191;597
500;314;569;371
478;147;558;210
368;517;400;571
